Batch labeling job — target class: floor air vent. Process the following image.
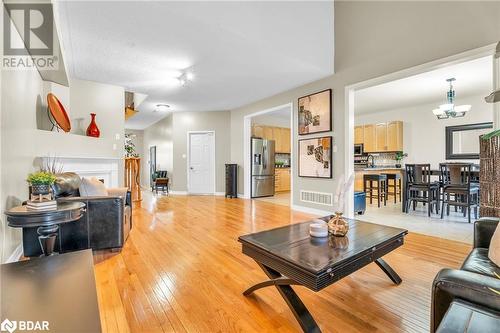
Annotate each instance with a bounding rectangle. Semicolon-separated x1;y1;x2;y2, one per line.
300;190;333;206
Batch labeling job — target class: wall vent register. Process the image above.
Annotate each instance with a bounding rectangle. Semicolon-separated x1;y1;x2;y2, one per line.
300;190;333;206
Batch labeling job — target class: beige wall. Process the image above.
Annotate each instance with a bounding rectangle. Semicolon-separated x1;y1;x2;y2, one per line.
1;64;44;262
171;111;231;193
230;1;500;212
141;111;231;193
1;74;124;262
142;114;173;188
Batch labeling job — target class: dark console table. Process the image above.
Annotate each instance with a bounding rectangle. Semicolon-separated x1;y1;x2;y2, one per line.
239;218;407;333
5;202;85;256
1;250;102;332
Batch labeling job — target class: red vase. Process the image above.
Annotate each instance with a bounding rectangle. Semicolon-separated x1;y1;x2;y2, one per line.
86;113;100;138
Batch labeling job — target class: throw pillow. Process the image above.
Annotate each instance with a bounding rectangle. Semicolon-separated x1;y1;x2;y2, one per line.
489;223;500;267
79;177;108;196
107;187;129;198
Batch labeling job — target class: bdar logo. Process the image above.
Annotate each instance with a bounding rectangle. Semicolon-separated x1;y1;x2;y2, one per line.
0;319;17;333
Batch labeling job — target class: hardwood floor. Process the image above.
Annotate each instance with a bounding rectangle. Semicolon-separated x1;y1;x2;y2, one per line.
94;194;471;333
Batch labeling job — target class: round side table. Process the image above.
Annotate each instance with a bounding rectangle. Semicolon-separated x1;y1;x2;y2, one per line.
5;201;86;256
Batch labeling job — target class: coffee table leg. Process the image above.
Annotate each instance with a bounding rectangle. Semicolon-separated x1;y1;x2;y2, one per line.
245;262;321;333
375;258;402;285
37;224;59;256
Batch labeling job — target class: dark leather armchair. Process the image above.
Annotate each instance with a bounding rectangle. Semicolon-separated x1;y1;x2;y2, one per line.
22;172;132;256
431;217;500;332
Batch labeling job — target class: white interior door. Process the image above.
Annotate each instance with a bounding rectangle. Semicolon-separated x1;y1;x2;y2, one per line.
188;132;215;194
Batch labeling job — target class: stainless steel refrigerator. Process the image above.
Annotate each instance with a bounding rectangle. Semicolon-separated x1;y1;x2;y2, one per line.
251;138;275;198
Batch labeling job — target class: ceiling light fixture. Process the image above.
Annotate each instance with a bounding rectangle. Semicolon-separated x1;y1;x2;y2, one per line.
432;78;471;120
154;103;170;112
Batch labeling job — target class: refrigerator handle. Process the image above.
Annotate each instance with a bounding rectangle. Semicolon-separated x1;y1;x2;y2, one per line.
262;145;267;169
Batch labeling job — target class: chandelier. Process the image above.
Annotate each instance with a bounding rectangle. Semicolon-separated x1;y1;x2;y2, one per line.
432;78;471;119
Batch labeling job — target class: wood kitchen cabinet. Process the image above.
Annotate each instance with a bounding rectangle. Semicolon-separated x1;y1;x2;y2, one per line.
363;124;376;152
280;128;291;153
375;123;388;152
275;168;291;192
386;121;403;151
252;125;264;138
251;125;291;153
358;121;403;153
354;126;364;145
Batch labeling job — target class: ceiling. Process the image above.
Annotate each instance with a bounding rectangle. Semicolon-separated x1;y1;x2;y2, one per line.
354;56;493;114
55;1;334;129
252;106;291;128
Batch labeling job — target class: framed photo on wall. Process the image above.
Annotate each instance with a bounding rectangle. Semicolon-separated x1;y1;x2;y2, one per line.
298;89;332;135
298;136;332;178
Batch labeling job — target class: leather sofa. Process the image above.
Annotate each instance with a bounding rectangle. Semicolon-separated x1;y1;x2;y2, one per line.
22;172;132;256
431;217;500;332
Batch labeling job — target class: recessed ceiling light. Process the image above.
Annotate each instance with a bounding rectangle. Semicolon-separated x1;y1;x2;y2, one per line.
154;104;170;112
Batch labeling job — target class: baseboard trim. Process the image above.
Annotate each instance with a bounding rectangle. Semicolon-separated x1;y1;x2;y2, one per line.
215;192;225;196
291;204;332;217
170;191;188;195
6;243;23;263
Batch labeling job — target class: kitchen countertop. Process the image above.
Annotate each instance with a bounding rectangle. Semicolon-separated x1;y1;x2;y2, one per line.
355;167;403;171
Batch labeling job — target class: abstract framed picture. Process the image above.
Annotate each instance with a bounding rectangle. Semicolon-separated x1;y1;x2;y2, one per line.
298;136;332;178
298;89;332;135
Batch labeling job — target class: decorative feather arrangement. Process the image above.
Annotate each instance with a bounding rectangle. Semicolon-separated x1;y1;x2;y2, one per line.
333;173;355;213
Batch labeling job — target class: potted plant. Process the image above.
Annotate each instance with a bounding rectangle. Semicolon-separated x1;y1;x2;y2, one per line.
27;171;57;195
394;151;408;168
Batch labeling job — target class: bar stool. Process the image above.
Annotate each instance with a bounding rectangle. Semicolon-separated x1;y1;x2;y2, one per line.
363;174;387;208
382;173;402;203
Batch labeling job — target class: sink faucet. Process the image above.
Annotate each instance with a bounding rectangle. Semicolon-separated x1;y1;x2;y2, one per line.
367;155;375;168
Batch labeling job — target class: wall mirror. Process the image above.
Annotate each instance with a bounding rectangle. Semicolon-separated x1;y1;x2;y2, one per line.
445;122;493;159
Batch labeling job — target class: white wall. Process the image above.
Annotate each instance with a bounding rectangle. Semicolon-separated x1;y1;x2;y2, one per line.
230;1;500;213
355;95;493;168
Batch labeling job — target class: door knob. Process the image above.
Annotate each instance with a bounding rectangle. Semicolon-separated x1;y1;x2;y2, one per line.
190;167;194;170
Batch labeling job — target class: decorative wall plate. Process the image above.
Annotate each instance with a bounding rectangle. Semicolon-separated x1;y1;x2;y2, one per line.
47;93;71;132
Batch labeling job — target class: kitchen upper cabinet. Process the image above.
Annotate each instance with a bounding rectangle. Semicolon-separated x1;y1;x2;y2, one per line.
263;127;274;141
252;125;264;138
363;124;376;152
280;128;291;153
386;121;403;151
354;126;364;145
252;125;290;153
360;121;403;153
375;123;388;152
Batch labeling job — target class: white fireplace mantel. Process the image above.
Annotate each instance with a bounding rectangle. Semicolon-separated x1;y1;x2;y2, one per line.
38;156;121;187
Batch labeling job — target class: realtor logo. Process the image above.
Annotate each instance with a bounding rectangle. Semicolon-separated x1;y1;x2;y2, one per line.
3;3;53;56
0;319;16;333
0;318;49;332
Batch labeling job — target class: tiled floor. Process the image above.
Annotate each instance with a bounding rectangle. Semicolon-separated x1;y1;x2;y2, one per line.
359;196;474;244
253;191;291;206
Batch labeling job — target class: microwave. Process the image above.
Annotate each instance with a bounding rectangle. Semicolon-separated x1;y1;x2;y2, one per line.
354;144;364;156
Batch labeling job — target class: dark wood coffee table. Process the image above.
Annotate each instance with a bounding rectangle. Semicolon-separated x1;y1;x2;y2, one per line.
239;217;408;333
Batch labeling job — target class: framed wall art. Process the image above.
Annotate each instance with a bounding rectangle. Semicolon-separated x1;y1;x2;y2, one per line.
298;136;332;178
298;89;332;135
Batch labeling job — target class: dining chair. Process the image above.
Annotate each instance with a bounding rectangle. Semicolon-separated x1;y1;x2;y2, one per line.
405;164;440;217
439;163;479;223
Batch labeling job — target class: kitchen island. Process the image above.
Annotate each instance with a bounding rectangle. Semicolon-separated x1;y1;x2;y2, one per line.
354;167;403;192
